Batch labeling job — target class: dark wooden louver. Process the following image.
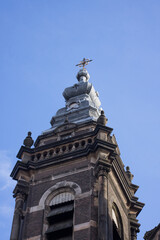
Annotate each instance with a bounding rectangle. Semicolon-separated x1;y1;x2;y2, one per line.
46;201;74;240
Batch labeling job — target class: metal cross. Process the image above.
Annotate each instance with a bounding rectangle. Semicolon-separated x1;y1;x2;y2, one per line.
76;58;93;69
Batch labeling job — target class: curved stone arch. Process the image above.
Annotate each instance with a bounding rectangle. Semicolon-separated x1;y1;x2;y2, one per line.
111;201;124;240
109;196;130;240
109;195;127;218
39;180;82;208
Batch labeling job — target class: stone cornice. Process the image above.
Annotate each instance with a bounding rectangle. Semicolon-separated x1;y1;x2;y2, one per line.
17;138;116;161
130;199;145;216
16;124;114;160
112;156;144;216
34;121;113;148
13;180;29;198
112;157;133;201
130;183;139;194
11;138;116;180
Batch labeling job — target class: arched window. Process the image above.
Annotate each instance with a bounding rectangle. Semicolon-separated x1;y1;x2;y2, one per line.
112;203;123;240
45;191;74;240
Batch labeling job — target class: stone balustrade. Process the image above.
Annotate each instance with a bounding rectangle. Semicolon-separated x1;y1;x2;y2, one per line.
31;138;93;162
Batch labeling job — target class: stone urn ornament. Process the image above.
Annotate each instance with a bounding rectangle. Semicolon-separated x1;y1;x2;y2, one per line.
23;132;34;148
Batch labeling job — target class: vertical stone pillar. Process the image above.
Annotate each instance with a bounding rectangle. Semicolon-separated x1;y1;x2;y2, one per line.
97;166;109;240
10;192;25;240
10;180;29;240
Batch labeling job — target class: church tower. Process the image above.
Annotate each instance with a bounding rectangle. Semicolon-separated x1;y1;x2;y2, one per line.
10;59;144;240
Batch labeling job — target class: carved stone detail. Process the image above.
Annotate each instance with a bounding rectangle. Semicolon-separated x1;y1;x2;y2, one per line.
10;180;29;240
95;163;111;179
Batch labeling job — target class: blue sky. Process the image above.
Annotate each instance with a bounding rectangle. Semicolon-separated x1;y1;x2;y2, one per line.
0;0;160;239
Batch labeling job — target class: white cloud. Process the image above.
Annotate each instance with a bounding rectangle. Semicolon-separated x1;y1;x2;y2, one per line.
0;150;15;190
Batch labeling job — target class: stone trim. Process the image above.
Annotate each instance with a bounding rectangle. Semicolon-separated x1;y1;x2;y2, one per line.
74;220;97;231
75;190;92;199
29;205;44;213
24;235;41;240
32;166;94;186
39;181;81;205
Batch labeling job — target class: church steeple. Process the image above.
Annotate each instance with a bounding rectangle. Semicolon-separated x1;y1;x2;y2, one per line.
10;62;144;240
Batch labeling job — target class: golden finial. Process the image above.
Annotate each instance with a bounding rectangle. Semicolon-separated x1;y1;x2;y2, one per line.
76;58;93;69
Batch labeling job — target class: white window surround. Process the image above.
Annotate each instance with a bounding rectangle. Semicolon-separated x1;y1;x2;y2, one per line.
49;192;74;206
29;181;81;213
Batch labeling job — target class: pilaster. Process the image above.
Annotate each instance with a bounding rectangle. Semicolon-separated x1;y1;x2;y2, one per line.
10;180;29;240
96;163;111;240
